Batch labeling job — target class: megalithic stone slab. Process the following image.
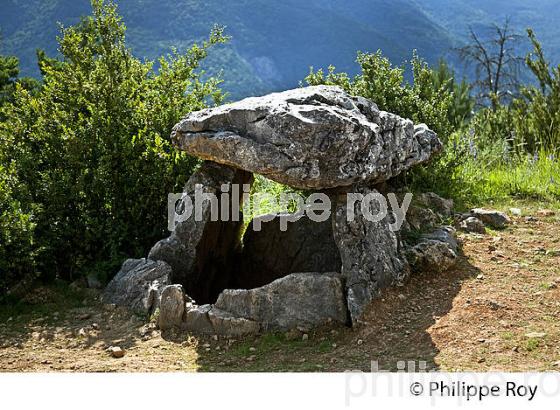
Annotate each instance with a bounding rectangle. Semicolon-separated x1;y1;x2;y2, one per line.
171;85;442;190
332;187;410;324
214;272;348;331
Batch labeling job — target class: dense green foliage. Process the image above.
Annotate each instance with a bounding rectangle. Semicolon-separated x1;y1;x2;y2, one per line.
1;0;559;297
0;0;226;293
0;50;39;108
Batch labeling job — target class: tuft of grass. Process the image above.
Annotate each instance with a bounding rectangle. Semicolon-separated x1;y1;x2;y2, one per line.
526;338;540;352
501;331;514;341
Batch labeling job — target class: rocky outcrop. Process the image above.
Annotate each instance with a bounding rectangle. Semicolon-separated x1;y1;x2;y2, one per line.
470;208;511;229
102;258;171;314
406;227;459;273
332;187;409;324
171;86;441;190
416;192;454;217
459;216;486;234
405;205;439;231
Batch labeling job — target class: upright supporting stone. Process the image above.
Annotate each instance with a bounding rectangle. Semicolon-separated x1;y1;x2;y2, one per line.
148;161;252;303
332;187;409;324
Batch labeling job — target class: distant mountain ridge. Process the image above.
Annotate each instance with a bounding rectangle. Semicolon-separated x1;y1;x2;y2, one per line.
1;0;559;100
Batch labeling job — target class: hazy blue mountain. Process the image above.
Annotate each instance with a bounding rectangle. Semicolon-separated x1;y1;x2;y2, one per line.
416;0;560;63
1;0;559;100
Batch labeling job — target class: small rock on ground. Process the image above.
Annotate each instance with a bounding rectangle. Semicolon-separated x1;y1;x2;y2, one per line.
109;346;125;358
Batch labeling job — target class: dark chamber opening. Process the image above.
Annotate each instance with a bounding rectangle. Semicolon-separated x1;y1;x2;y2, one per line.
183;211;342;305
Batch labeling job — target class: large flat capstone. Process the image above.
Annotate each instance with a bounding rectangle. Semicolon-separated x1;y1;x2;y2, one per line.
171;85;442;190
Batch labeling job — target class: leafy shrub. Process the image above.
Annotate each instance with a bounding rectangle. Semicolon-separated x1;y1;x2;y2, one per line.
0;0;227;291
0;163;37;293
305;51;456;140
511;29;560;154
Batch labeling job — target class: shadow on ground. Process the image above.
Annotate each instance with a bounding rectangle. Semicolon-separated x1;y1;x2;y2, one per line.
191;253;481;372
0;253;481;372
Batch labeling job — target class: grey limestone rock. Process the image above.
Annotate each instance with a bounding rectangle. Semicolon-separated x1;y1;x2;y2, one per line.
470;208;510;229
102;258;171;314
460;216;486;234
406;226;459;273
332;186;409;324
171;86;442;189
214;272;348;331
184;304;260;336
148;161;252;303
158;285;186;330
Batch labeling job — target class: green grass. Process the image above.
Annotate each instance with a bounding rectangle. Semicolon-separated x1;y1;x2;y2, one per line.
526;338;540;352
244;175;302;222
456;151;560;208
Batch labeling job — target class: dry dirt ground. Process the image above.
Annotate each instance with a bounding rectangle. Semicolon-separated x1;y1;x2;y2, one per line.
1;208;559;372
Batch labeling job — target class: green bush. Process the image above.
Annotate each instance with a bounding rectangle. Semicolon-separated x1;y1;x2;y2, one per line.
0;163;37;293
305;50;459;140
0;0;227;292
511;29;560;154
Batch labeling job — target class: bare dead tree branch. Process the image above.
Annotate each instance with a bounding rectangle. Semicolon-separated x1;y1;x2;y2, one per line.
457;18;523;110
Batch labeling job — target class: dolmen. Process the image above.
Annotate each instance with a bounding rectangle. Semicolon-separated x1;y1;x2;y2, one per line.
103;85;459;335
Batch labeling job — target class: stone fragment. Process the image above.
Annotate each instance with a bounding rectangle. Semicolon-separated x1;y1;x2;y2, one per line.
525;332;547;339
183;304;260;336
207;307;261;336
102;258;171;314
158;285;186;330
470;208;510;229
460;216;486;234
509;208;522;216
406;226;458;273
405;205;439;231
109;346;125;358
184;304;214;334
416;192;454;216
